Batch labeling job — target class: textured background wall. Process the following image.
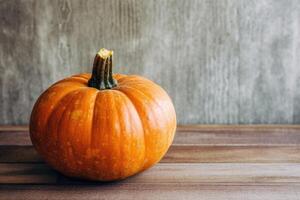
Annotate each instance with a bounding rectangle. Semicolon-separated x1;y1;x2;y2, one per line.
1;0;300;125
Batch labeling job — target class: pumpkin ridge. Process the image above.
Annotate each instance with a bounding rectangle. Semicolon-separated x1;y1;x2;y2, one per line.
89;90;99;149
110;91;122;178
110;90;130;179
51;88;97;175
62;88;98;175
45;87;92;128
52;77;88;87
118;85;169;123
114;88;151;169
111;89;146;173
116;75;154;85
119;83;175;123
44;88;89;172
56;92;80;173
112;73;127;81
39;89;79;170
71;73;91;80
117;84;175;168
30;84;86;150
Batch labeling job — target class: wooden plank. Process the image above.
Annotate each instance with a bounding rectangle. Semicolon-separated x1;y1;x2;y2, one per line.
1;185;300;200
1;145;300;163
2;163;300;185
0;146;42;163
0;126;28;132
58;163;300;185
176;125;300;131
174;126;300;145
2;125;300;146
162;145;300;163
0;164;57;184
0;131;32;146
2;125;300;132
1;126;300;163
1;126;300;199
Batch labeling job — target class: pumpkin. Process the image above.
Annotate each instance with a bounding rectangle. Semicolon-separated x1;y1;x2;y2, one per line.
30;48;176;181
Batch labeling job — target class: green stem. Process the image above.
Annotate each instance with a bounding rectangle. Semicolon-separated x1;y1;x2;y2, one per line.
88;48;118;90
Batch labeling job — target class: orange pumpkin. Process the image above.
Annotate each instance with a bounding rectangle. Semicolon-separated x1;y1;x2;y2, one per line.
30;48;176;181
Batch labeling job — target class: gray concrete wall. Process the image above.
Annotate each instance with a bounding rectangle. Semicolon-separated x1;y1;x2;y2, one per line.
1;0;300;125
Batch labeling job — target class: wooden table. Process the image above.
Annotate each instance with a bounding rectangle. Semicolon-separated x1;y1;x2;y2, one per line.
1;125;300;199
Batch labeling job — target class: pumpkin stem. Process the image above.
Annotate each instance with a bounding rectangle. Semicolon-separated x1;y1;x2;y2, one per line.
88;48;118;90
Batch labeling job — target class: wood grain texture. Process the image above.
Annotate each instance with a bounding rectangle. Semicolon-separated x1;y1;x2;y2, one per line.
1;125;300;163
0;163;57;184
3;125;300;145
1;185;300;200
1;125;300;199
2;163;300;185
1;1;300;125
2;145;300;163
164;145;300;163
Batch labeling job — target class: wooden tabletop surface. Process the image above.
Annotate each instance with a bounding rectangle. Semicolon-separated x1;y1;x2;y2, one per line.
1;125;300;199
